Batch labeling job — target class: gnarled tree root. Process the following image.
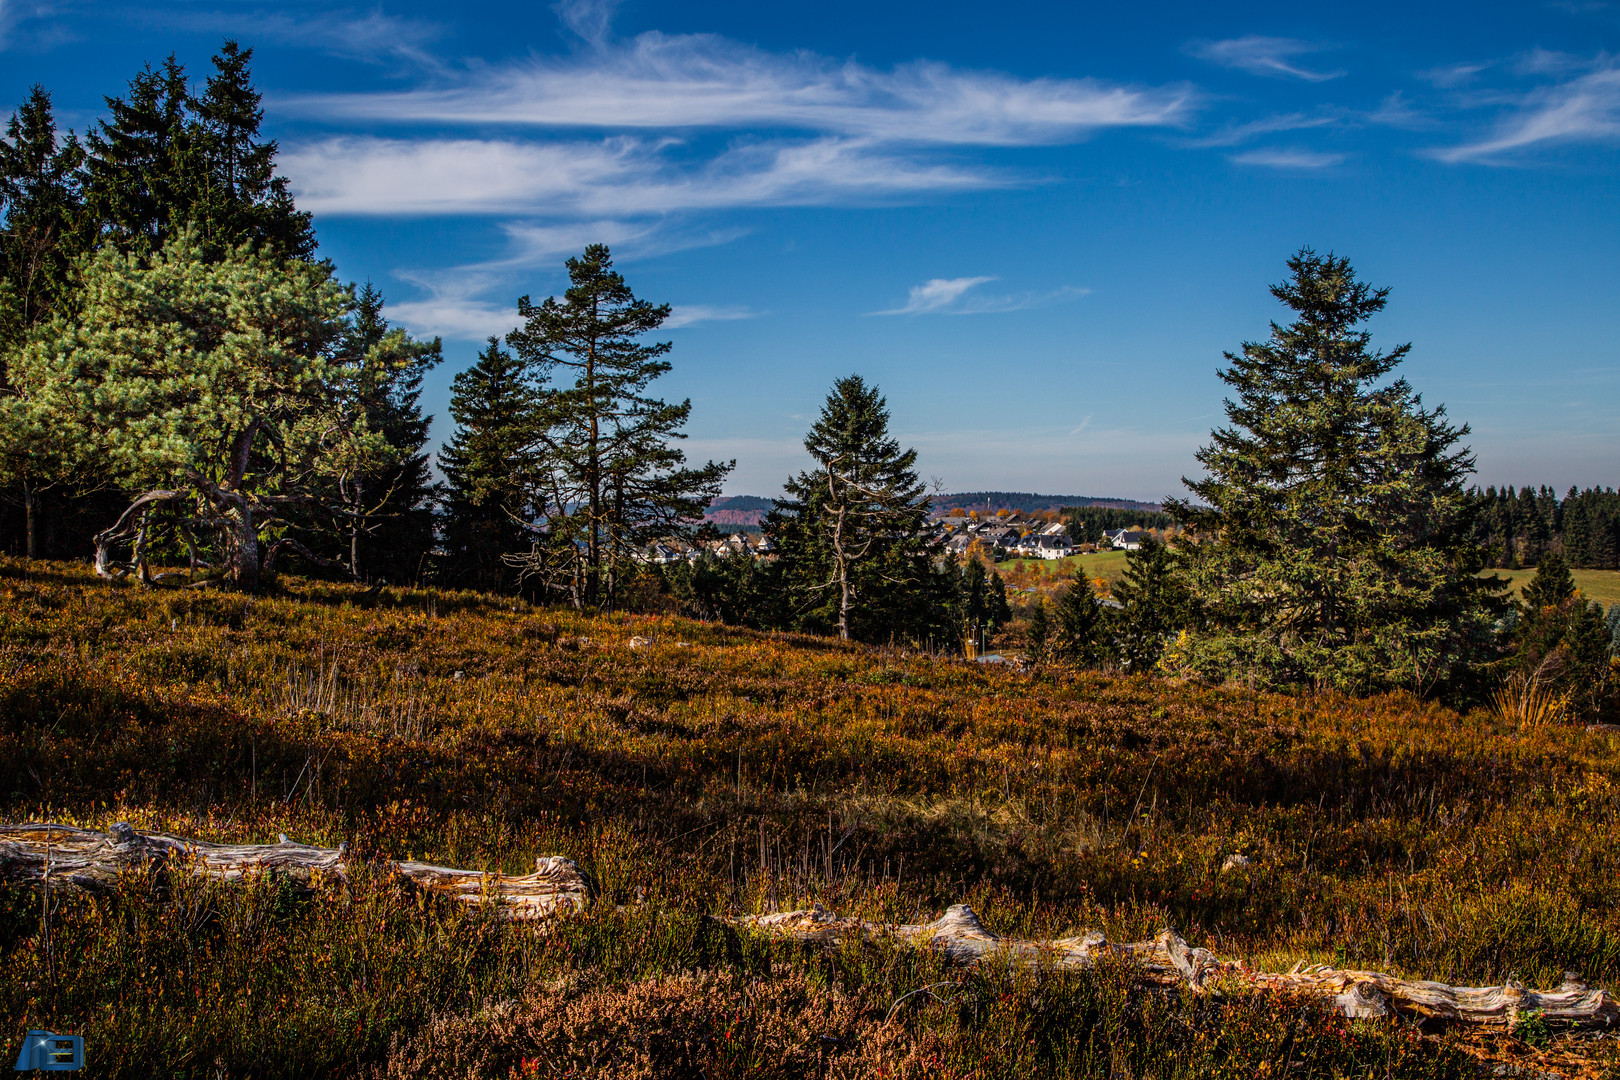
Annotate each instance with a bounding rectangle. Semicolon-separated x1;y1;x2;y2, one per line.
0;822;589;921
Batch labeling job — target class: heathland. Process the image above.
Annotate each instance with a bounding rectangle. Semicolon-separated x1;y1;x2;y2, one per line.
3;558;1618;1078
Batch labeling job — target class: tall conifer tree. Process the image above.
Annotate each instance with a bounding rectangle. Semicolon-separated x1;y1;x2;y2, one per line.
506;245;731;609
1167;248;1504;694
438;337;537;592
768;375;940;642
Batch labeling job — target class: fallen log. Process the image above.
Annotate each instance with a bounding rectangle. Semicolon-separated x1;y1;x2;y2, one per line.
731;903;1620;1032
4;823;1615;1031
0;822;589;921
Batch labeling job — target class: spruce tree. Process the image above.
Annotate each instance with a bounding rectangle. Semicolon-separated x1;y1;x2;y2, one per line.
0;85;85;354
1521;552;1575;612
1108;537;1191;672
322;283;441;584
189;41;315;259
438;337;539;592
1167;248;1504;694
768;375;938;641
1053;563;1103;663
0;86;87;558
82;56;194;253
1026;598;1051;663
505;244;731;609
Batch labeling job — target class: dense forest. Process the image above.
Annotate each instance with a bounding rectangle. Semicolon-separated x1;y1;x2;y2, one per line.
1469;484;1620;569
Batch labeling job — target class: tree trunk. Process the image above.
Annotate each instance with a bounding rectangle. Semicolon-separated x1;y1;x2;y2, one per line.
23;488;39;560
223;505;260;592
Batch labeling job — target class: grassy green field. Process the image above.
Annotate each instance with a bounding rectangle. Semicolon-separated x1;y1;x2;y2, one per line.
1488;567;1620;607
997;550;1129;590
999;552;1620;610
3;558;1618;1077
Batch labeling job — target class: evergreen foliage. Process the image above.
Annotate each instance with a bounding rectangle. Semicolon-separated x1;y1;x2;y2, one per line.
2;231;398;591
1166;249;1504;695
438;337;539;592
308;283;442;584
1109;537;1192;672
768;375;944;643
1059;505;1175;544
1467;484;1620;571
1053;563;1104;663
81;44;313;259
504;245;731;609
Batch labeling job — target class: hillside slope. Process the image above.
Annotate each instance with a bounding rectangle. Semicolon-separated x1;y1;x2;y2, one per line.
1;559;1615;1077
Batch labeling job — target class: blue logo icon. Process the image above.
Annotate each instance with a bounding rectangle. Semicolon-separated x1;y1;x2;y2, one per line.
12;1031;83;1072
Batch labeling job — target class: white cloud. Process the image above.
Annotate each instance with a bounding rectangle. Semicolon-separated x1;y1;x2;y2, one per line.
1185;36;1344;82
874;276;997;315
1229;147;1346;168
553;0;620;48
1186;111;1338;147
386;296;521;342
282;134;999;217
664;304;761;328
285;30;1194;146
872;277;1088;315
1432;62;1620;162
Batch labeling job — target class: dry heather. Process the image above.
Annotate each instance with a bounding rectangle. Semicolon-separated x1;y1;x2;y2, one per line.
1;558;1617;1077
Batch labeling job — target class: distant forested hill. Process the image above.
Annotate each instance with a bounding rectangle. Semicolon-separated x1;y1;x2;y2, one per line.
704;495;776;528
934;492;1164;516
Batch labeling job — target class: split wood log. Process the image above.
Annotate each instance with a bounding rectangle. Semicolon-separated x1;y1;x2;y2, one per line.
0;823;589;921
731;903;1620;1032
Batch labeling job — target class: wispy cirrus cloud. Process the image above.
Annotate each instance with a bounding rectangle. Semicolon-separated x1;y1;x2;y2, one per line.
282;134;1001;217
1432;59;1620;162
1185;36;1344;82
1186;111;1339;148
874;276;997;315
1229;147;1346;168
664;304;761;328
284;29;1194;147
872;276;1088;316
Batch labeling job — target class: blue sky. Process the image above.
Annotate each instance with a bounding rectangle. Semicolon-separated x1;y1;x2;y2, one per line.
3;0;1617;500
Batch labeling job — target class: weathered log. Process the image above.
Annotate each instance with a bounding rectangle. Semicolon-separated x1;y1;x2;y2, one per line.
6;823;1615;1031
0;823;589;921
731;903;1619;1031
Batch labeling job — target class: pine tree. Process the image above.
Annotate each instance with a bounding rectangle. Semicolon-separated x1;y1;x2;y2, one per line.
1053;563;1103;663
322;283;441;584
1521;552;1576;612
1;85;87;558
438;337;539;592
2;231;371;591
505;245;732;609
81;56;194;253
1109;537;1191;672
1166;248;1505;695
768;374;938;641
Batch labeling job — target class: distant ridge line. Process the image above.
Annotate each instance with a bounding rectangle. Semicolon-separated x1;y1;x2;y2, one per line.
934;491;1164;514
